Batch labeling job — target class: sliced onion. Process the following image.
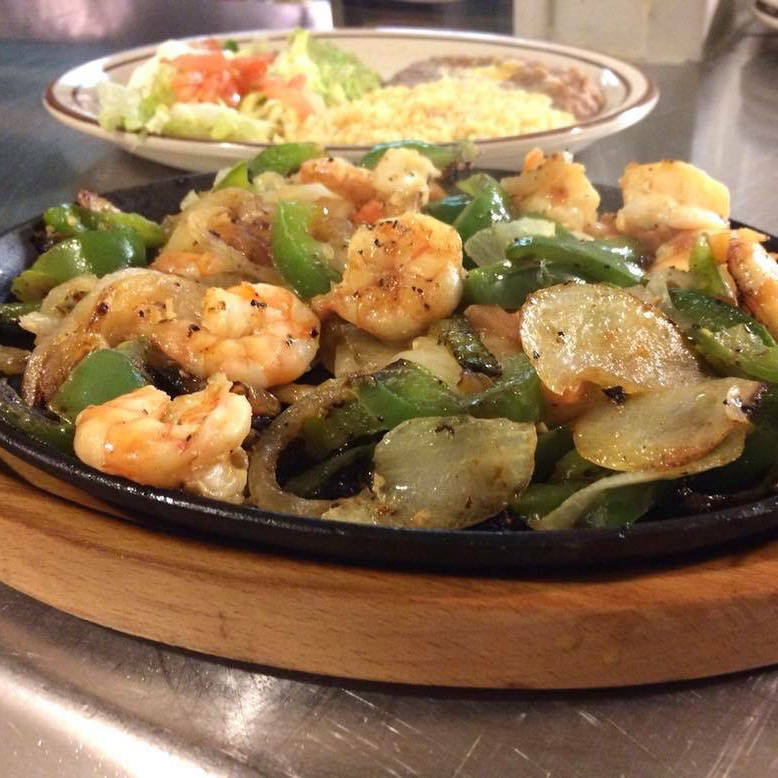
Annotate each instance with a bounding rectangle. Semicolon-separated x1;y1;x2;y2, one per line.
328;320;406;377
464;217;557;267
392;337;463;389
531;429;747;531
322;415;536;529
519;283;705;395
247;378;353;518
573;378;759;471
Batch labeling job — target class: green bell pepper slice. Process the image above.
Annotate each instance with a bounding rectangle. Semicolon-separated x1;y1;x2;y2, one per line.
689;234;730;298
669;288;778;381
463;260;588;309
300;360;462;459
466;355;543;422
11;230;147;302
215;143;325;190
44;204;165;248
0;382;73;452
355;359;463;427
50;346;150;422
359;140;476;171
506;233;646;287
511;481;584;521
433;315;501;376
0;301;39;325
551;449;609;484
270;201;340;299
453;176;514;245
532;426;574;482
512;478;657;529
579;482;658;529
422;193;472;225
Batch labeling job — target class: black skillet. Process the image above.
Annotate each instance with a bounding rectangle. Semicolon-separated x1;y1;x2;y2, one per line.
1;172;778;573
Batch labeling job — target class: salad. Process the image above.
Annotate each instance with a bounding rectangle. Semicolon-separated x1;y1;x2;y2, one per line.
1;141;777;534
99;30;382;142
96;31;579;145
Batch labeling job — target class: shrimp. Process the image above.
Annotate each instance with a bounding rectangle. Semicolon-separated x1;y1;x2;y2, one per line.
22;269;318;403
312;212;464;341
299;156;376;207
151;281;321;389
298;148;440;220
370;147;440;215
74;374;251;502
500;149;600;233
150;249;282;286
163;187;281;283
615;161;730;246
727;238;778;338
22;269;205;406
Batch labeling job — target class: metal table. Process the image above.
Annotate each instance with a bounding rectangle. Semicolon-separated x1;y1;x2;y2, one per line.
2;5;778;776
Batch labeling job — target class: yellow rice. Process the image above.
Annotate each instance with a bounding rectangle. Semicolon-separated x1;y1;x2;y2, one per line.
251;77;575;146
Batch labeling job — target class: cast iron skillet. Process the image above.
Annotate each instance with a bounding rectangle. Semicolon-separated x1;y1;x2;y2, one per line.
2;173;778;572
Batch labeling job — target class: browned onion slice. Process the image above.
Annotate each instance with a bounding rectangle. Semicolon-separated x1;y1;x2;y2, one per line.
519;283;705;395
573;378;760;471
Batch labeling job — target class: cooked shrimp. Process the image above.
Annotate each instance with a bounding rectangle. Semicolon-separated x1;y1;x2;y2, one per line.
500;149;600;233
616;161;730;246
299;156;376;207
19;274;98;339
74;374;251;502
312;212;464;341
727;238;778;338
370;147;440;215
299;148;440;220
163;187;280;283
22;269;205;406
150;249;281;286
151;282;320;389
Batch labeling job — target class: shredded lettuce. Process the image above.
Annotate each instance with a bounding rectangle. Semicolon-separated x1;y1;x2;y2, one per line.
269;29;380;106
148;102;276;142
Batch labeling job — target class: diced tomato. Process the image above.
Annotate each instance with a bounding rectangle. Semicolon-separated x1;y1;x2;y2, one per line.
167;51;278;108
259;74;313;119
232;55;274;94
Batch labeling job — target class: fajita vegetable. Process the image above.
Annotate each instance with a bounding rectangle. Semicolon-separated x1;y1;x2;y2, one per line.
1;142;776;536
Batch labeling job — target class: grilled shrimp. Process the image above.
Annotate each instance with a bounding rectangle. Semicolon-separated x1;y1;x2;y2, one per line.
150;249;282;286
22;269;205;405
299;156;376;207
299;148;440;219
74;374;251;502
152;281;321;389
727;238;778;338
370;147;440;215
500;149;600;233
312;212;464;341
616;161;730;247
162;187;281;284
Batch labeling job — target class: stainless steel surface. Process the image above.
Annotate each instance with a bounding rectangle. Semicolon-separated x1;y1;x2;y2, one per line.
2;4;778;776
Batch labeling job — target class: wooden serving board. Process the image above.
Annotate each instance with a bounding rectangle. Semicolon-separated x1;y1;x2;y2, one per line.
1;453;778;689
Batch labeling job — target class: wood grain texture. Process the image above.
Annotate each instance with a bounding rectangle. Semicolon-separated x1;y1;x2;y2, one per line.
1;459;778;689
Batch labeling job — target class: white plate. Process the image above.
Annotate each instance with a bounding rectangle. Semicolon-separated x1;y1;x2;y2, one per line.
752;0;778;29
43;27;658;173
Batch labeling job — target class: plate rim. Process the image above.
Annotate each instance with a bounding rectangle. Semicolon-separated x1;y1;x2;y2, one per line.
42;26;659;156
2;173;778;572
